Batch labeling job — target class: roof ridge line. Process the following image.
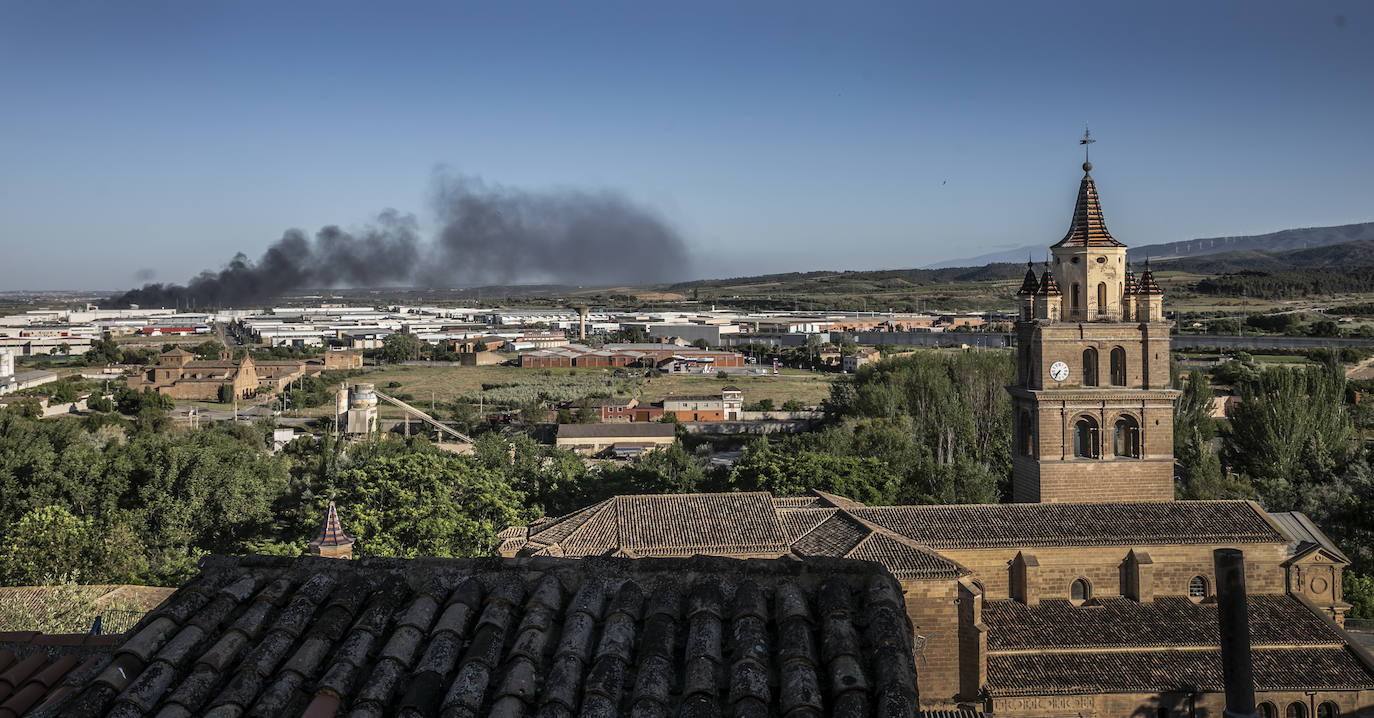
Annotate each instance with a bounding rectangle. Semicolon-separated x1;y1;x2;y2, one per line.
839;509;972;575
784;507;840;545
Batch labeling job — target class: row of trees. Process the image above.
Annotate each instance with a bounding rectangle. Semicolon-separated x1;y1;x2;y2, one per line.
1174;352;1374;614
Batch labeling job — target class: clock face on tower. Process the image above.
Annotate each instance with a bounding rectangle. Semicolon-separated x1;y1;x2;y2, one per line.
1050;361;1070;382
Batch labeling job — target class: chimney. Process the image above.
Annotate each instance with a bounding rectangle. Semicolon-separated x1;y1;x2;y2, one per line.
308;501;355;559
1214;548;1257;717
576;305;589;340
1011;551;1040;606
1123;549;1155;603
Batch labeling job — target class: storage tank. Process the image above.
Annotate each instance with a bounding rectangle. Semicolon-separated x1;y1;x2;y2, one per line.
350;383;377;410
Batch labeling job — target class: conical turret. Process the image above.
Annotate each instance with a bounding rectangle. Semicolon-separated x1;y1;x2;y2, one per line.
309;500;354;559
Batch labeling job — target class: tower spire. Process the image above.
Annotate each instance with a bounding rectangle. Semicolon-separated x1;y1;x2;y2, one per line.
1080;124;1095;172
309;500;355;559
1054;129;1124;249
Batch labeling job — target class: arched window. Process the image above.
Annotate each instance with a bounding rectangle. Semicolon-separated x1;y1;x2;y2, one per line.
1288;703;1309;718
1018;412;1035;456
1259;704;1277;718
1113;416;1140;458
1082;347;1098;386
1070;578;1091;603
1317;703;1340;718
1109;346;1126;385
1071;283;1081;311
1096;282;1107;310
1188;575;1207;600
1074;416;1099;459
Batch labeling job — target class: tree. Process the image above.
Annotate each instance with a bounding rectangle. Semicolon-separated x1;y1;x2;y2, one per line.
333;453;526;558
379;332;423;364
49;382;79;404
781;399;805;412
193;339;226;359
1347;573;1374;619
473;340;489;352
729;449;901;505
2;397;42;419
0;505;97;584
692;338;710;349
85;333;121;366
1223;362;1356;507
218;385;234;404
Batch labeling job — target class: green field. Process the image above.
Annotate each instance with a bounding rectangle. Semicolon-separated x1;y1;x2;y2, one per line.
302;364;837;417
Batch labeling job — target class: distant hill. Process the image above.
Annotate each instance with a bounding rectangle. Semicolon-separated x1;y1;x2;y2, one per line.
925;221;1374;269
1155;239;1374;274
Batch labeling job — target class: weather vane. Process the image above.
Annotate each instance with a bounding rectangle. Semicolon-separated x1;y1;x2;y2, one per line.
1080;124;1095;169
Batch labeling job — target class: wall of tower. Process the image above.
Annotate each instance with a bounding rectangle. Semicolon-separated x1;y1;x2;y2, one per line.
1050;245;1128;321
1011;319;1179;503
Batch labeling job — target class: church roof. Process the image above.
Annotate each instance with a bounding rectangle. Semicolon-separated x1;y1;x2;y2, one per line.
1015;265;1039;296
508;495;1286;578
159;348;194;358
1124;268;1139;295
1052;168;1126;248
521;493;791;558
844;500;1284;550
308;501;353;550
1137;264;1163;295
37;553;921;717
509;492;968;581
983;594;1374;695
1036;269;1061;296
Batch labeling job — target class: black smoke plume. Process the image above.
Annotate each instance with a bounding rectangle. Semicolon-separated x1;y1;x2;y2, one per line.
108;175;692;308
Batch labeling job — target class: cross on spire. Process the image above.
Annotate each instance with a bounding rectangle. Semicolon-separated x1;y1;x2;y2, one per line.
1080;124;1095;170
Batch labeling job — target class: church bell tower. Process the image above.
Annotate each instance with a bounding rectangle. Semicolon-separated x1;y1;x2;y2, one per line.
1009;134;1178;503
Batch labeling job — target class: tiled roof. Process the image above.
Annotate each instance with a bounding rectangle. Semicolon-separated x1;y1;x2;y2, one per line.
1036;270;1060;297
0;632;121;717
847;500;1284;550
983;595;1347;651
1137;265;1163;295
308;502;353;551
1016;266;1039;296
982;593;1374;695
516;493;965;581
771;496;827;511
1052;172;1125;248
524;493;791;558
0;586;176;635
987;647;1374;696
777;508;836;542
35;553;921;717
790;513;870;556
1123;268;1139;295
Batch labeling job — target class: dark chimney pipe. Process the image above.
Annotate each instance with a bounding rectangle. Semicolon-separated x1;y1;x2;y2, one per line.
1214;548;1257;718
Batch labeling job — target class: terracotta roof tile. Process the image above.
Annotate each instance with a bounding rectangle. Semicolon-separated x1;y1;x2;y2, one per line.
778;508;837;542
848;500;1283;550
987;647;1374;696
790;513;870;556
526;493;791;558
1052;172;1125;248
29;554;919;717
984;595;1346;651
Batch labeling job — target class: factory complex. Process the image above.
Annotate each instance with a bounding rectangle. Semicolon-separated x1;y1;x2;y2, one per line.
1;302;1005;362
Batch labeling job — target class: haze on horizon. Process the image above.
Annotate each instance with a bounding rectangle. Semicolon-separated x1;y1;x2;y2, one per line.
2;1;1372;292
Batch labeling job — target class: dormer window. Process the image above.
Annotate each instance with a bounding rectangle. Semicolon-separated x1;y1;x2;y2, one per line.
1070;578;1091;604
1188;576;1207;601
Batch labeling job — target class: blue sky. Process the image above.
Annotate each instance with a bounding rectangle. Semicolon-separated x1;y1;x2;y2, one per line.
1;1;1371;290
